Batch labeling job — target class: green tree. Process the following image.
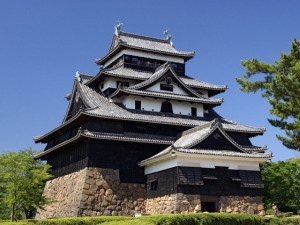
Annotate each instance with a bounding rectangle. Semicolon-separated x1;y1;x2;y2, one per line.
261;158;300;213
0;148;52;221
236;39;300;150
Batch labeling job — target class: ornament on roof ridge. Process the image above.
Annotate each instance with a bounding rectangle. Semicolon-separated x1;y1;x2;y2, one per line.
163;29;173;47
75;71;81;82
114;21;123;37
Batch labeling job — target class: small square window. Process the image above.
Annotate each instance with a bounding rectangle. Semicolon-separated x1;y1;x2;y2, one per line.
150;180;158;191
135;101;141;110
160;84;173;91
191;107;197;116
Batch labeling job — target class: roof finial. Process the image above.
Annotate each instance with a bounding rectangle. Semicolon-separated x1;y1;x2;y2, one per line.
163;29;173;47
114;21;123;37
75;71;81;82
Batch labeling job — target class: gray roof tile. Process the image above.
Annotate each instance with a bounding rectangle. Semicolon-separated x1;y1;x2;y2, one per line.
34;75;265;143
34;129;174;159
116;32;194;57
110;88;223;105
96;32;195;65
139;147;271;166
87;65;227;93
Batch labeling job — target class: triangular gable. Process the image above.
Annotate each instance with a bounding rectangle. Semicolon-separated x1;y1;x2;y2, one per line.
128;63;202;98
193;129;242;152
63;85;87;123
174;119;248;153
63;75;93;123
109;34;120;52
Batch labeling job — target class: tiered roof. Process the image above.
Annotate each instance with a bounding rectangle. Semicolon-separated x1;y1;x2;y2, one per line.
95;31;195;65
87;65;227;97
109;63;224;107
34;28;268;162
139;119;271;166
34;75;265;144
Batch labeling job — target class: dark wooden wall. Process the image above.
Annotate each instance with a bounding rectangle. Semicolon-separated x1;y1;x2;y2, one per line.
47;142;89;177
194;130;241;151
146;167;263;199
88;140;166;183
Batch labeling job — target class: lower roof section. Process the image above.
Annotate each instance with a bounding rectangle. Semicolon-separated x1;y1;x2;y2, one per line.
139;147;272;175
34;129;174;159
34;75;265;143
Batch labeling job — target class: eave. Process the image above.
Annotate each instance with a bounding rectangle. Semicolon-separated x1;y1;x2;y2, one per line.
95;43;195;66
109;88;223;107
34;129;174;159
34;108;265;144
138;147;272;167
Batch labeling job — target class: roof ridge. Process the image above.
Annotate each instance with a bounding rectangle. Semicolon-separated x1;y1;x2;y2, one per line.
119;31;170;44
180;119;219;137
127;63;205;99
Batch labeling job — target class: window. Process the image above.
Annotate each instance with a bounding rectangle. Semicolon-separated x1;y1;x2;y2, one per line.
160;76;173;91
191;107;197;116
160;84;173;91
160;101;173;113
135;100;141;110
150;179;158;191
131;57;139;64
239;170;264;188
178;167;203;185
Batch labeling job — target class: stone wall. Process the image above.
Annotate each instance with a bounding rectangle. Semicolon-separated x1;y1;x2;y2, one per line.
36;167;265;218
35;168;86;219
146;193;200;214
36;167;146;219
220;196;265;215
145;194;264;215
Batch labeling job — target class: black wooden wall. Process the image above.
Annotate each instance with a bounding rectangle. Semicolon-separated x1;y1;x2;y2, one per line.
88;140;166;183
46;142;89;177
146;166;263;199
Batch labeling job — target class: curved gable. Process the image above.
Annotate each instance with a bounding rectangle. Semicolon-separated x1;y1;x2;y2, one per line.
194;129;242;152
129;63;202;98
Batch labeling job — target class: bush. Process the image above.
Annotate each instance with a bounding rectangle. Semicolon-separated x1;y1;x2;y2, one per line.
277;212;294;218
1;214;300;225
266;209;274;215
0;223;35;225
99;213;266;225
35;216;133;225
278;217;300;225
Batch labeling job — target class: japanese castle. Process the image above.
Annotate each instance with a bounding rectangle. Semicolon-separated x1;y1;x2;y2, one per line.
34;24;271;218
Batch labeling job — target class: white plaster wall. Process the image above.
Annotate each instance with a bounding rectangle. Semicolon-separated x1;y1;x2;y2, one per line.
101;77;137;91
144;156;262;175
104;49;184;68
146;82;189;95
117;95;204;117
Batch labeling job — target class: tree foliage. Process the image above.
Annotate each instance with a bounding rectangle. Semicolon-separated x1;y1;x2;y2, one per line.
0;148;52;221
236;39;300;150
261;158;300;213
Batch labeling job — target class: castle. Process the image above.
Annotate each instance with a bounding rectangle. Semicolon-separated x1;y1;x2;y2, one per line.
34;25;271;218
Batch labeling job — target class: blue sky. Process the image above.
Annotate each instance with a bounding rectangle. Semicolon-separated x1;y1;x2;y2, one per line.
1;0;300;161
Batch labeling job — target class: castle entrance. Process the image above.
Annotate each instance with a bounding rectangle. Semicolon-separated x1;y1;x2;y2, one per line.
200;195;219;212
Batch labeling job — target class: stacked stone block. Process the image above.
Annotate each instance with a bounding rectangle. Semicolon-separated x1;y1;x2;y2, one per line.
36;167;146;219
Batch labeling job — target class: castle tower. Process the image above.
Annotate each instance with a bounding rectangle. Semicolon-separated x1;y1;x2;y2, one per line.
34;26;270;218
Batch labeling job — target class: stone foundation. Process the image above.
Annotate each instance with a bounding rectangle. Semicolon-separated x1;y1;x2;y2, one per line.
220;196;265;215
36;167;146;219
146;193;200;214
36;167;265;218
146;194;264;215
